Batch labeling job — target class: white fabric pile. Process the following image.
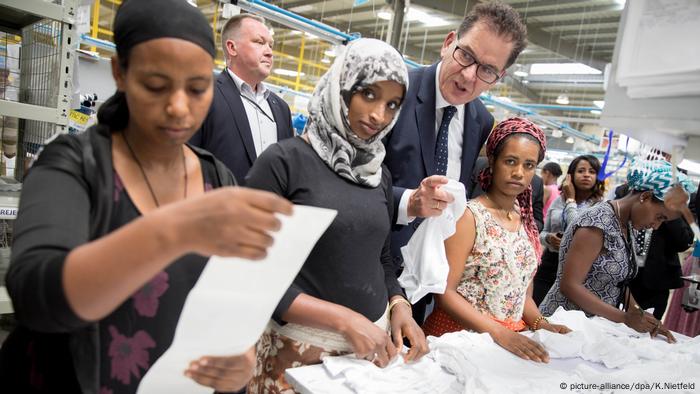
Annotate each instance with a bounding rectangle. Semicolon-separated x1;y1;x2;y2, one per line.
288;309;700;393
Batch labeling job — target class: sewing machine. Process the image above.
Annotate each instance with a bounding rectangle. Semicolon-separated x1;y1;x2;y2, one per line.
681;274;700;313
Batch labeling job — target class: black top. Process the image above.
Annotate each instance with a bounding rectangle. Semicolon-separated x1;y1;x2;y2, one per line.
97;171;218;393
246;137;403;323
0;125;235;393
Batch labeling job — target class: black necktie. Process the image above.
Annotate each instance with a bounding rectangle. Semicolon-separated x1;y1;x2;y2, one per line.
435;106;457;175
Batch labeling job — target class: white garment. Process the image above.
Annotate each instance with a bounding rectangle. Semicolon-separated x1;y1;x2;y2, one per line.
227;68;277;156
398;180;468;303
288;309;700;394
323;355;458;394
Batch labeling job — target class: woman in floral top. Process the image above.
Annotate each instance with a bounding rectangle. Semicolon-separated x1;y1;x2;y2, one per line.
423;118;570;363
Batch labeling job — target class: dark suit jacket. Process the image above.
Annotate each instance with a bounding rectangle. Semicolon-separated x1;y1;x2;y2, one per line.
190;71;294;185
383;63;494;264
468;156;544;231
638;218;694;290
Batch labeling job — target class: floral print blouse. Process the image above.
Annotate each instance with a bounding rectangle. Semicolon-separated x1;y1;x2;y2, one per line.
456;199;539;324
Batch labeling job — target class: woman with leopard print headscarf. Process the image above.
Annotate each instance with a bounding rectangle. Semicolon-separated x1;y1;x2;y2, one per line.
245;38;428;393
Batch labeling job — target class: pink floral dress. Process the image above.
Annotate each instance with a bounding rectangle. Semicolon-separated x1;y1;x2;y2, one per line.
456;199;539;327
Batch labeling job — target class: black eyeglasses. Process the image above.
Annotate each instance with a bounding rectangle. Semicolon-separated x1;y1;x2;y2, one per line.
451;45;502;84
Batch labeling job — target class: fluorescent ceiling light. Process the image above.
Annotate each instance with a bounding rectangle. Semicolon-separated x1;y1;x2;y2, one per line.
321;57;331;64
377;11;392;20
274;68;304;77
290;30;302;35
530;63;602;75
406;8;449;27
593;100;605;109
679;159;700;175
324;49;336;57
304;32;319;40
513;70;528;77
566;137;575;144
522;80;529;84
556;94;570;105
590;109;602;115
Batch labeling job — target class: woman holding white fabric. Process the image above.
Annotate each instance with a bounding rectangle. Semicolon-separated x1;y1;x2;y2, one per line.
423;118;571;363
245;38;428;393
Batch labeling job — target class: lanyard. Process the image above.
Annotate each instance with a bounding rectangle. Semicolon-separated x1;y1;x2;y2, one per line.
241;94;276;124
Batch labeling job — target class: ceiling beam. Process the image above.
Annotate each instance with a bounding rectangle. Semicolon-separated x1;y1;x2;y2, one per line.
304;4;378;20
411;0;477;17
527;16;620;28
519;4;622;19
525;23;608;71
278;0;322;9
503;74;542;103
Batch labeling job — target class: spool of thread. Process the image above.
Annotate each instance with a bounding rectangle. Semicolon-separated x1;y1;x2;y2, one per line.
2;116;18;158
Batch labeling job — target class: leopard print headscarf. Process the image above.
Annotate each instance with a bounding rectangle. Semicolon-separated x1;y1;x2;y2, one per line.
305;38;408;187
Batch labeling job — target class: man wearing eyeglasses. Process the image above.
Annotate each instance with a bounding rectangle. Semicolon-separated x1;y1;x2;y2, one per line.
190;14;293;185
383;2;528;324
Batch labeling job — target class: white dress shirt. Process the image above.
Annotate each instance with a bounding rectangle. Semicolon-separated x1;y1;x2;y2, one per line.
227;68;277;156
397;62;466;225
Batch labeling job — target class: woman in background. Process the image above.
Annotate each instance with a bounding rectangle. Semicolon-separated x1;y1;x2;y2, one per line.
541;161;562;220
0;1;291;392
245;38;428;393
422;118;570;364
533;155;604;305
540;160;695;343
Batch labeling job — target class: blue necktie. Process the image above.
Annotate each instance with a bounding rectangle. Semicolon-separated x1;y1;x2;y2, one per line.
434;106;457;176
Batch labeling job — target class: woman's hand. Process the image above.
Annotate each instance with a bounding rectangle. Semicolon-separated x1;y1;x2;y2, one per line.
491;326;550;363
538;320;572;334
624;308;676;343
546;233;562;250
339;311;398;367
561;174;575;200
389;301;429;362
185;347;256;392
168;187;293;259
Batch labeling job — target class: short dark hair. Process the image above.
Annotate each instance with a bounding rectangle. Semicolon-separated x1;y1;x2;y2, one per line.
221;14;267;59
542;162;563;177
457;1;527;69
567;155;605;200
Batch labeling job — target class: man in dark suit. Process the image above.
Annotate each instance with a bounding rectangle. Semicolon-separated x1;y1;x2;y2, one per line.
190;14;293;185
383;2;528;323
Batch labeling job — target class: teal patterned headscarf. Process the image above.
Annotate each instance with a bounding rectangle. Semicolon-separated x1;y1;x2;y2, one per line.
627;159;697;200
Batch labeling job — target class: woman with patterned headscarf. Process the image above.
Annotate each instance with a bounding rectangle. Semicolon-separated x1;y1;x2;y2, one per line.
540;160;696;343
245;38;428;392
423;117;571;363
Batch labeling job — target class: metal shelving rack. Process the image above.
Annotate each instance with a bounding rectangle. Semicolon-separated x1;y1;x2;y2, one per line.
0;0;78;315
0;0;78;181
